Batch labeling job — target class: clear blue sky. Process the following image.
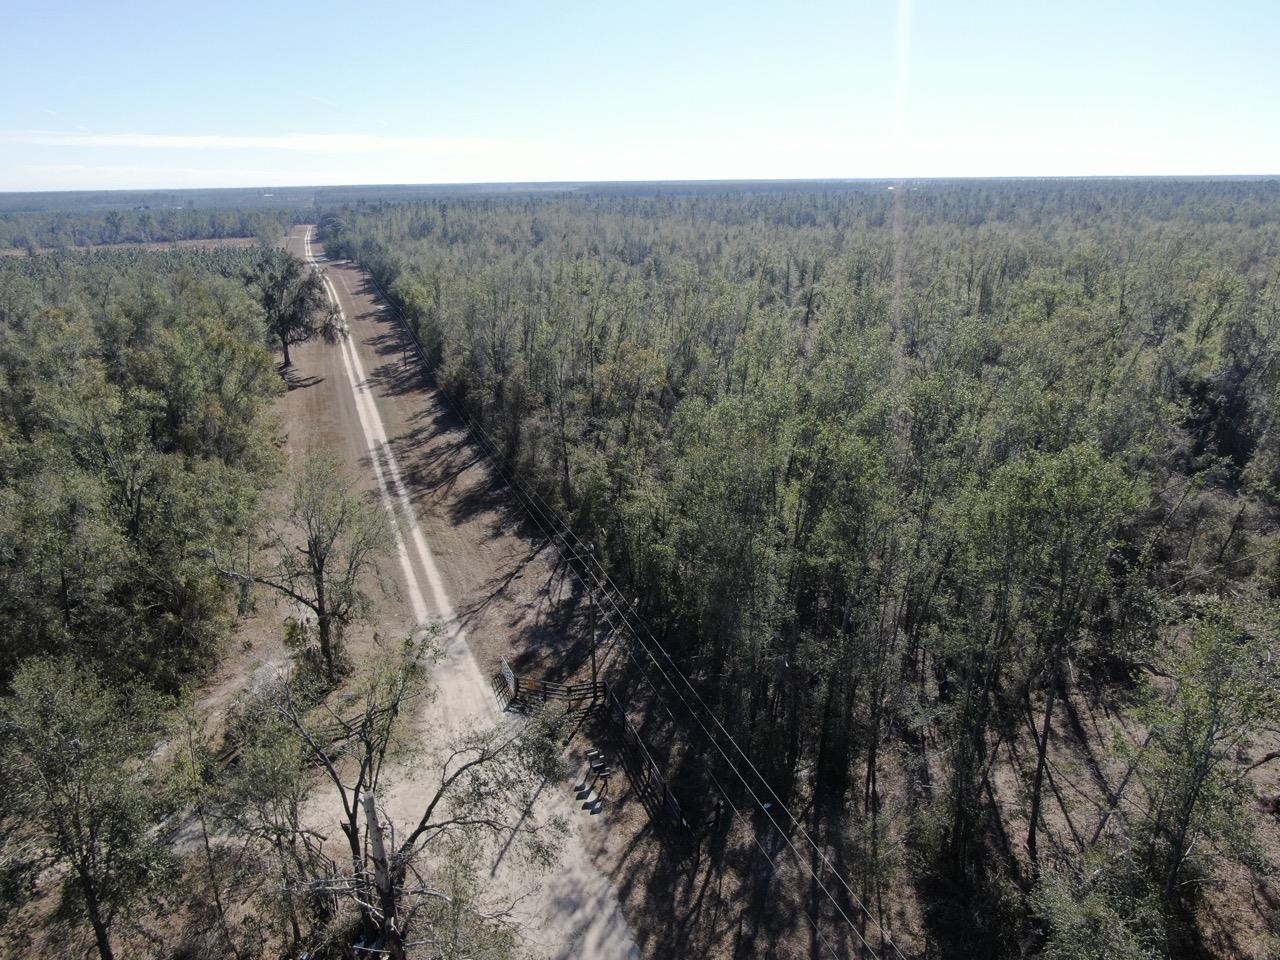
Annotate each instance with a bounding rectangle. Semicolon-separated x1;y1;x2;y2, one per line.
2;0;1276;190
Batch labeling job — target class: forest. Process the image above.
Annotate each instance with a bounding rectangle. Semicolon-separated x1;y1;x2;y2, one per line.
0;245;283;687
0;239;565;959
0;178;1278;959
0;182;614;254
315;178;1280;958
0;207;293;254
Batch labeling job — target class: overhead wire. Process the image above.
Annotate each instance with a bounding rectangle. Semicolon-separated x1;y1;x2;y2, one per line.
337;242;902;959
443;371;905;959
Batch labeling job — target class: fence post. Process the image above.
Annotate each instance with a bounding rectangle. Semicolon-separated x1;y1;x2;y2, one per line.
501;658;517;702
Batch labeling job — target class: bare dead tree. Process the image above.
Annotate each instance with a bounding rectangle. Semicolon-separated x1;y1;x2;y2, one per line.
270;634;566;958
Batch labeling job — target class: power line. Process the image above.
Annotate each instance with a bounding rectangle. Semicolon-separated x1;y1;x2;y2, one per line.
617;644;855;960
331;240;903;959
444;383;905;958
355;252;897;959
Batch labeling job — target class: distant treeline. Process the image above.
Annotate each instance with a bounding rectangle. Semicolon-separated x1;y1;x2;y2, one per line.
0;207;296;252
318;177;1280;958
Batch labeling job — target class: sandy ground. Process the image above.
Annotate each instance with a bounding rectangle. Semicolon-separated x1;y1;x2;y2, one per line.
261;225;639;959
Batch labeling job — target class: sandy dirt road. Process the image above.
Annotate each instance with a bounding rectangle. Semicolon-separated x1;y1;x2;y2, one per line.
278;225;638;959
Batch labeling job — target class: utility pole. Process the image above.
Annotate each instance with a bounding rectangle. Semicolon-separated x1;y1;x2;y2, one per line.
588;544;599;702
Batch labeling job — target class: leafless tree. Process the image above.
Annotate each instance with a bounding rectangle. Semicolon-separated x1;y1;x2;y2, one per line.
272;634;566;959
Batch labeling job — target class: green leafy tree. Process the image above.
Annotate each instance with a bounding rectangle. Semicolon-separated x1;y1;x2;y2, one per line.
1032;849;1164;960
1131;600;1280;905
0;658;172;960
244;248;336;368
239;452;389;681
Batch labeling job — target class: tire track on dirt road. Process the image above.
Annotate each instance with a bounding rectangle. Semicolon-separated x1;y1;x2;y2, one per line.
304;229;429;626
304;227;497;735
294;226;640;960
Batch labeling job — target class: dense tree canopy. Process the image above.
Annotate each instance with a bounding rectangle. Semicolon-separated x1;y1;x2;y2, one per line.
0;246;283;688
2;180;1279;958
320;179;1280;956
0;207;292;253
2;656;173;960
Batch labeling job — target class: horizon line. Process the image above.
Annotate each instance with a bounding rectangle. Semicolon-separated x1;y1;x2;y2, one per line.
4;173;1279;198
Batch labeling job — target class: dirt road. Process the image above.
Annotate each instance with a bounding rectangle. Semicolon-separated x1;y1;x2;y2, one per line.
279;225;638;959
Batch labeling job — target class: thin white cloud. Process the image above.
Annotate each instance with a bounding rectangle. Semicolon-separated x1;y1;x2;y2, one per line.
1;128;1272;191
4;162;321;191
0;130;509;155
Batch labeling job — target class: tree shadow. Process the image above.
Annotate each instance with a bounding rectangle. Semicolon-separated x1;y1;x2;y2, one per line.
453;544;551;635
280;363;323;391
909;846;1016;959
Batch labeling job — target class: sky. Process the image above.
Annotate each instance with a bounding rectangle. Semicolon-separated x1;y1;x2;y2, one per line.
1;0;1277;191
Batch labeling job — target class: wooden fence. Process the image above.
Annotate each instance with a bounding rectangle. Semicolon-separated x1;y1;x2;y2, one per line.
494;659;690;831
603;685;690;830
497;658;605;710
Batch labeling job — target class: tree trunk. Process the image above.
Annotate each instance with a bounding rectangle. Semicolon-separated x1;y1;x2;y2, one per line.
196;796;243;960
318;614;335;680
364;793;407;960
274;836;303;949
557;396;573;509
1026;675;1059;871
79;877;115;960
